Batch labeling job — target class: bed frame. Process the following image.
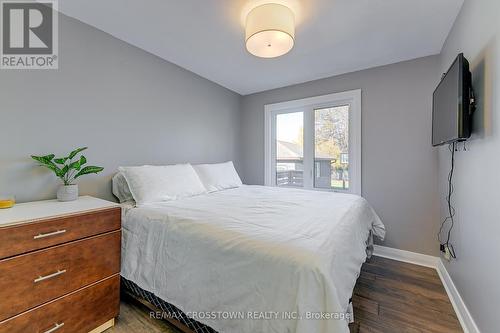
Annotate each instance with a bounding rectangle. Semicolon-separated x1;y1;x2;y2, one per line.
121;278;216;333
122;277;355;332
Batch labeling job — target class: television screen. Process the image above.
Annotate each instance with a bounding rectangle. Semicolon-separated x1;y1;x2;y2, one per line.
432;53;472;146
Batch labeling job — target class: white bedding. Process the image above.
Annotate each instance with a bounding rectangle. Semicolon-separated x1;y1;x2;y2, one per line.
121;185;385;333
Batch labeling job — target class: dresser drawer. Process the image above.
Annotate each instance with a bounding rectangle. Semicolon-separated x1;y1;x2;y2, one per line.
0;207;120;259
0;275;120;333
0;231;120;321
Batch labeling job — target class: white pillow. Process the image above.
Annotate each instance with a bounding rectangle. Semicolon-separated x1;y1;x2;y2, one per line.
193;161;242;192
112;172;134;203
118;164;206;205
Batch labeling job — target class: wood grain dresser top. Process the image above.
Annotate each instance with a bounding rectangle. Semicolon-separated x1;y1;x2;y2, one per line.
0;196;119;228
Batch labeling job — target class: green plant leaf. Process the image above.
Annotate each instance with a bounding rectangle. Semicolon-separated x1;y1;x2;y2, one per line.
53;157;68;165
68;160;80;171
74;166;104;179
42;163;60;175
31;155;45;164
42;154;55;161
31;154;61;175
68;155;87;171
68;147;88;160
58;164;69;178
31;154;55;164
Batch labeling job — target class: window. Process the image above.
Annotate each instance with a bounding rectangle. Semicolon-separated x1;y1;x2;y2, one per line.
276;111;304;187
314;105;350;191
265;90;361;195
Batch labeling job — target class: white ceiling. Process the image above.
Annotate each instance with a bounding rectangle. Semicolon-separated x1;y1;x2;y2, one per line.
59;0;463;95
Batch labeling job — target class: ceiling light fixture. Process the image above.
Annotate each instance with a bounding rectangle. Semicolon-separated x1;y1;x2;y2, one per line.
245;3;295;58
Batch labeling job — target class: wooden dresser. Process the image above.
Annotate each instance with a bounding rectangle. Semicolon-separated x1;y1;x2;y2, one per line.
0;196;121;333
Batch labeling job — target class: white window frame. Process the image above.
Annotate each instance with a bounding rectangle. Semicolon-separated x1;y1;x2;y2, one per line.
264;89;362;195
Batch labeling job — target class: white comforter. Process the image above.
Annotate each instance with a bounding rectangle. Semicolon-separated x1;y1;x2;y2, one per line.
121;185;385;333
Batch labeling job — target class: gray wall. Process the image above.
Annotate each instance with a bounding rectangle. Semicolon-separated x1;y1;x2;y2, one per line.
438;1;500;332
240;56;441;256
0;14;241;203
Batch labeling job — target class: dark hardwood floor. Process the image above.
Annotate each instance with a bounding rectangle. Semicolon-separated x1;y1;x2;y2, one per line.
109;299;181;333
111;256;462;333
349;256;461;333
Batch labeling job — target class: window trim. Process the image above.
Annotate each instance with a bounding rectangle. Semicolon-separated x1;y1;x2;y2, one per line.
264;89;362;195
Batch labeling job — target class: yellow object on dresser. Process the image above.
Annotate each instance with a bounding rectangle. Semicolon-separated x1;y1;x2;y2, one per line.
0;199;15;209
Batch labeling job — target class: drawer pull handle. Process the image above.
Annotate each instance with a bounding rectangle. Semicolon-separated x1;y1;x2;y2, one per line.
43;322;64;333
33;229;67;239
34;269;67;283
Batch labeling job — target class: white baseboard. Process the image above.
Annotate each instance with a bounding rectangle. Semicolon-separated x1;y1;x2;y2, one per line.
436;260;480;333
372;245;480;333
373;244;439;268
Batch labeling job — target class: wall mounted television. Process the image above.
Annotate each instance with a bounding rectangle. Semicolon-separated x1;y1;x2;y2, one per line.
432;53;475;147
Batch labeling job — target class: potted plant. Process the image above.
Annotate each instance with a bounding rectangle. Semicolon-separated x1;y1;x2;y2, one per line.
31;147;104;202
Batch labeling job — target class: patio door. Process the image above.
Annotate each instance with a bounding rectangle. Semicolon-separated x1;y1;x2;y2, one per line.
265;90;361;195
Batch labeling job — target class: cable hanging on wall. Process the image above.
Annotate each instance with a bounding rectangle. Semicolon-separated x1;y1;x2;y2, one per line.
437;141;457;260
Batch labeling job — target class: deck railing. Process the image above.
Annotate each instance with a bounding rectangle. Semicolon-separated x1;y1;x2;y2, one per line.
276;170;303;187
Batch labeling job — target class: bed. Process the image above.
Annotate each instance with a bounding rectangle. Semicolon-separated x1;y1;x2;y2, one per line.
119;184;385;333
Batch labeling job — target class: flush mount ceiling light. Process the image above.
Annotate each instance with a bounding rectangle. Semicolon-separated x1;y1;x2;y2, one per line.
245;3;295;58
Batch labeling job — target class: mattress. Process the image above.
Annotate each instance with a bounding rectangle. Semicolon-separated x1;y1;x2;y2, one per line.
121;185;385;333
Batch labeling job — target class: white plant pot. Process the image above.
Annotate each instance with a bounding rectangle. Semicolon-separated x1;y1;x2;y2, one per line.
57;184;78;202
